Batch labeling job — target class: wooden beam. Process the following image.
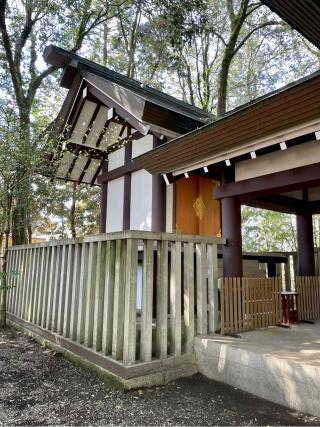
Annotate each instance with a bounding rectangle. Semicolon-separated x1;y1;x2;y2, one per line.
97;159;143;184
90;159;105;186
87;83;150;136
52;72;83;139
215;163;320;200
66;83;88;139
78;158;92;185
243;194;305;214
66;142;107;158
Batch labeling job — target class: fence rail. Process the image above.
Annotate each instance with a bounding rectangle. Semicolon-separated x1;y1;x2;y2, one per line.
6;231;224;367
296;276;320;321
220;277;282;335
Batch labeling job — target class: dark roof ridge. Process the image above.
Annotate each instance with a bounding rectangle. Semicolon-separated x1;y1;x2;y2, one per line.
44;45;213;122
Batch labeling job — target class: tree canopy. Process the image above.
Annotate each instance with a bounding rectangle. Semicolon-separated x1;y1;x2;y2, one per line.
0;0;319;251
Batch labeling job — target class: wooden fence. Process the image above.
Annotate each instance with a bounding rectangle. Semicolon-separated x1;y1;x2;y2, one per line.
5;231;224;367
220;277;282;335
296;276;320;321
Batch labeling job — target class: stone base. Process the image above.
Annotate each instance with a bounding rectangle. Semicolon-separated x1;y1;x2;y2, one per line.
195;326;320;417
7;314;197;390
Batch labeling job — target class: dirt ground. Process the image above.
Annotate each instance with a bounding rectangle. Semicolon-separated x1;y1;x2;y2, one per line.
1;327;320;426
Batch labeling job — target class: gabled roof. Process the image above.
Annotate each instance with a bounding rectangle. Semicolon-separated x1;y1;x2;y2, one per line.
139;70;320;175
44;45;212;133
260;0;320;49
43;46;214;186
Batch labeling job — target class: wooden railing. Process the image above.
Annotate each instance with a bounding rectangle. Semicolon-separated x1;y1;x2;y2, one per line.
5;231;224;366
296;276;320;321
220;277;282;335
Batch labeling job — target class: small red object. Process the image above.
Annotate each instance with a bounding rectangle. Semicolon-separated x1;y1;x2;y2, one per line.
281;292;300;326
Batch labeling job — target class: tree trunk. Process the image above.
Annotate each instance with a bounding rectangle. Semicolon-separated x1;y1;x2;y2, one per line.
70;183;77;238
12;106;31;245
0;208;10;328
216;50;233;116
103;21;108;67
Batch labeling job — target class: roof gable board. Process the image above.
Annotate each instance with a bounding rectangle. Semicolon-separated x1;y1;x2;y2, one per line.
44;45;212;127
261;0;320;49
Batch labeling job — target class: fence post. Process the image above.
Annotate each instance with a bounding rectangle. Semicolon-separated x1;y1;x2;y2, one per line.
93;241;106;351
123;238;138;365
112;239;126;360
84;242;98;348
102;240;116;355
27;247;38;322
52;246;63;332
141;239;154;362
34;248;46;325
40;247;51;328
196;242;207;335
156;239;168;359
183;242;195;353
207;243;219;334
77;243;89;344
14;249;23;316
57;245;69;335
63;244;75;338
170;240;182;356
69;243;81;340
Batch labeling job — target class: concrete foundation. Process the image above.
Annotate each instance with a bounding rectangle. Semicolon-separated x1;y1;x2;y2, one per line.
195;323;320;417
8;314;320;417
7;314;197;390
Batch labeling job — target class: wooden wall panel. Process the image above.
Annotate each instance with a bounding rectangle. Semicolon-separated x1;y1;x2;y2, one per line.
175;176;199;234
199;177;221;236
175;176;221;236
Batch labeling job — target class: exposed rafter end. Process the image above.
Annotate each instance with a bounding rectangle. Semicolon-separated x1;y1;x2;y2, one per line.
250;151;257;159
162;173;172;186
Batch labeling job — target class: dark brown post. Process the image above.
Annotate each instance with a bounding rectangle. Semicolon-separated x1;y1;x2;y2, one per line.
152;174;166;232
123;174;131;230
221;166;243;277
267;261;277;277
99;162;108;233
151;136;166;232
100;182;108;233
296;211;315;276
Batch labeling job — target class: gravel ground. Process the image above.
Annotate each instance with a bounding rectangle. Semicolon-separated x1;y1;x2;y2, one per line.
1;327;320;426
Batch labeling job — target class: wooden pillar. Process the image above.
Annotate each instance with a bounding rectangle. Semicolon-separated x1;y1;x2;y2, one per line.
152;174;166;232
99;162;108;233
296;211;315;276
152;137;166;232
267;261;277;277
221;167;243;278
123;142;132;230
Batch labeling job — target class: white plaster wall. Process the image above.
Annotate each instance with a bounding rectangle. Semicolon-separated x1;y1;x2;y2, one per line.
106;177;124;232
130;170;152;231
108;147;125;171
132;134;154;158
166;184;174;233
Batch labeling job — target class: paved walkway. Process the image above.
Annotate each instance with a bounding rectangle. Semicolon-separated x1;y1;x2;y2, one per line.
1;327;319;426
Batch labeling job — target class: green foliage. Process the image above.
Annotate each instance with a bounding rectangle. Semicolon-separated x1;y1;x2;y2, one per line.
0;269;19;292
242;206;297;252
0;0;319;249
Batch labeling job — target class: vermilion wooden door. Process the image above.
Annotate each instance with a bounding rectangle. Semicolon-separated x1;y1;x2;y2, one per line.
175;176;221;236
